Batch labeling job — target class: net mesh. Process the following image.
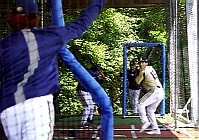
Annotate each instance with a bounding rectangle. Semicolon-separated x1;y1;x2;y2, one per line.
0;0;198;139
186;0;199;122
169;0;189;111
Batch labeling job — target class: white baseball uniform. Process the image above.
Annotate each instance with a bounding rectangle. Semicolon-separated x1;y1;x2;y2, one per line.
136;66;165;130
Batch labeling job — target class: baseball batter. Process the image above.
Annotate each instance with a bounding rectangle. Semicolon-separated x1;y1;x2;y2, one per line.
135;56;165;135
76;64;104;127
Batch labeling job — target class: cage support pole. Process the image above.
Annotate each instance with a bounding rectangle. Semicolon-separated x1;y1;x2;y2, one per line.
49;0;113;139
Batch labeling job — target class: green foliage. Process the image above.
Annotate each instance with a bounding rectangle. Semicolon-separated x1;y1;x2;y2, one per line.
58;7;168;115
123;8;167;44
58;67;82;115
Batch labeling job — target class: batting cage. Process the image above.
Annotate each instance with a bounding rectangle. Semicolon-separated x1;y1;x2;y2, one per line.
122;43;166;117
169;0;199;128
1;0;199;140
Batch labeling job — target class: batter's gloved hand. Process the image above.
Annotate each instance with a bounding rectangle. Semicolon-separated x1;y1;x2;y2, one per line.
98;70;105;78
140;69;145;75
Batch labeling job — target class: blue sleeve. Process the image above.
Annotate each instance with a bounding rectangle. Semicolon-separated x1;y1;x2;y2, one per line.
88;69;99;78
60;0;107;42
127;70;131;80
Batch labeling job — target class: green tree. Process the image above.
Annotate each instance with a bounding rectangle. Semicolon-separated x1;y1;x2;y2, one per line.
58;7;168;115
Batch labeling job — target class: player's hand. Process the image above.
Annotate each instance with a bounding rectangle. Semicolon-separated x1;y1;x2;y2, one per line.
139;69;145;75
98;70;105;78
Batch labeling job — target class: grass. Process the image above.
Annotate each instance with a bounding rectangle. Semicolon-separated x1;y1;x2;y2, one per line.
54;114;198;140
55;113;190;126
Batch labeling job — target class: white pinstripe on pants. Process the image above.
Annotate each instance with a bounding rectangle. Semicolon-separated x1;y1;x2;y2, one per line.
138;87;164;130
77;90;94;125
0;94;54;140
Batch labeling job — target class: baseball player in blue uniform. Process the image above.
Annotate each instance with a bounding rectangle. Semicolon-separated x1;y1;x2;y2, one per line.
135;56;165;134
127;61;140;114
76;64;104;127
0;0;106;139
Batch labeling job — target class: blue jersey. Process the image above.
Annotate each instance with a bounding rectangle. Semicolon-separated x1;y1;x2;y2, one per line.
77;69;102;92
0;0;106;113
127;68;140;90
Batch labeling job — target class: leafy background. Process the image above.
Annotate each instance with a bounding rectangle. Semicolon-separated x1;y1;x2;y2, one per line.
57;7;169;115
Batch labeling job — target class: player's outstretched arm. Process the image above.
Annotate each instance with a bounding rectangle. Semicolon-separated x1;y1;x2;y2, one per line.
63;0;107;41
